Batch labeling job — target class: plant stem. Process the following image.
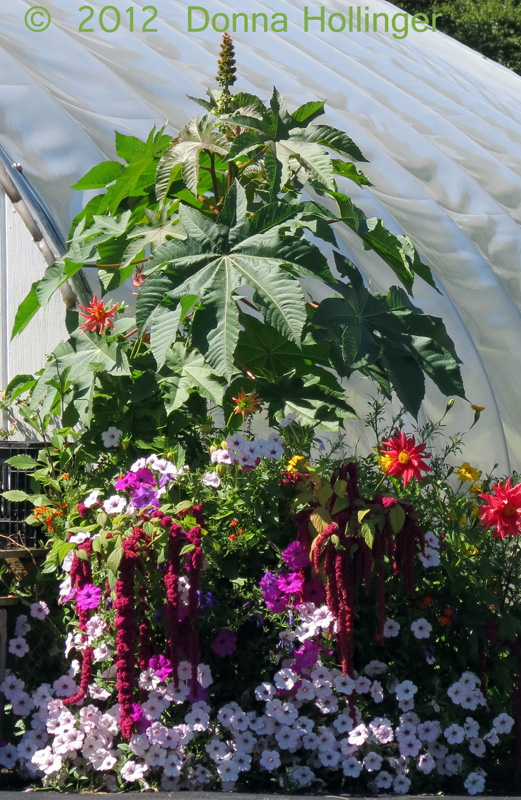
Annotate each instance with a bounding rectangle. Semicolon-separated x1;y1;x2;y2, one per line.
237;146;268;171
208;152;220;205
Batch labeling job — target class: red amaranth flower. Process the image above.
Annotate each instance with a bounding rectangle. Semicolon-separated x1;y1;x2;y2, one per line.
63;541;94;706
479;477;521;539
380;430;431;488
79;294;117;334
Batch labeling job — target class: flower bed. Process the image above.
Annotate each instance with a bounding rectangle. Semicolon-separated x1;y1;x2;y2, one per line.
0;407;520;795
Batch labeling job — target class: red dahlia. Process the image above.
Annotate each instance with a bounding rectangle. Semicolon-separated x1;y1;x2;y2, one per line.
479;477;521;539
380;430;431;488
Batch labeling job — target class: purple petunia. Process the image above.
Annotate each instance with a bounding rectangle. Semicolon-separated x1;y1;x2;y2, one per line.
76;584;102;611
260;571;288;613
211;629;237;657
132;485;159;510
282;540;310;570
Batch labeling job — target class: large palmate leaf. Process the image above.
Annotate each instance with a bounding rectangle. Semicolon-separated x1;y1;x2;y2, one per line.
29;332;130;426
137;182;329;379
314;258;464;417
156;116;230;202
235;316;330;381
220;88;366;196
256;373;357;430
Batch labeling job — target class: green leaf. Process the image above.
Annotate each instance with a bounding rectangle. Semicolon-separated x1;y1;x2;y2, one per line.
332;159;372;187
107;546;123;575
291;100;326;125
389;503;406;534
139;183;318;379
149;304;182;370
5;455;38;470
156;115;230;201
11;282;40;338
361;521;374;549
72;161;123;190
294;124;367;162
381;346;425;418
160;343;224;413
115;132;146;162
0;490;29;502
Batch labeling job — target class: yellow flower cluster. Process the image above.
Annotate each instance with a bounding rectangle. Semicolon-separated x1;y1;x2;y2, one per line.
456;462;480;483
286;455;309;473
378;453;393;473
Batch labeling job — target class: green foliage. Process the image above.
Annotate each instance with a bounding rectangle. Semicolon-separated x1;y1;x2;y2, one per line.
8;71;465;449
396;0;521;75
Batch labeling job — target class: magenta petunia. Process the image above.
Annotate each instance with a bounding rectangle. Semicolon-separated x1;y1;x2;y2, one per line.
76;583;102;611
294;640;320;673
276;572;302;596
211;629;237;657
149;654;172;681
282;540;310;570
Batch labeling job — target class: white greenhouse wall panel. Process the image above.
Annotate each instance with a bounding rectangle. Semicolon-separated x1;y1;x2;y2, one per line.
0;190;67;437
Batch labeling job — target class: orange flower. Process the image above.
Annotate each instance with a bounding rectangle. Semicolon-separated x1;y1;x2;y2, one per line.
62;474;70;481
439;615;452;626
380;430;431;488
232;388;260;419
79;294;117;335
230;519;238;527
238;528;244;534
419;596;433;608
229;533;237;540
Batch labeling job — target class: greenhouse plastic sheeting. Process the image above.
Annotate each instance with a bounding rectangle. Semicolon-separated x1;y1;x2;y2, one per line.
1;0;521;473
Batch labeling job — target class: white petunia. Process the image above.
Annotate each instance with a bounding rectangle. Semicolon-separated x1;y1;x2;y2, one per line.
468;737;486;757
102;495;126;515
417;753;436;773
493;712;514;734
120;760;149;782
383;619;400;637
342;755;362;778
395;680;418;702
84;489;101;508
464;771;486;795
274;668;298;691
424;530;440;549
8;637;29;657
30;602;50;620
393;775;411;793
410;618;432;639
202;471;220;488
445;723;465;744
363;751;383;772
101;427;123;448
419;546;441;567
374;770;393;789
0;744;18;768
